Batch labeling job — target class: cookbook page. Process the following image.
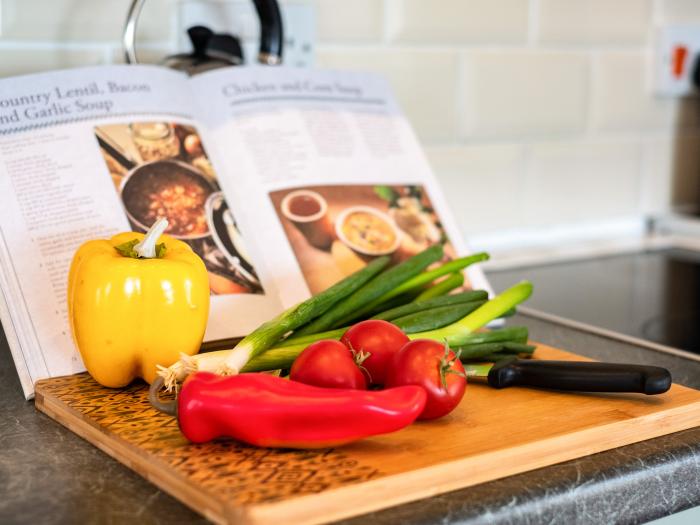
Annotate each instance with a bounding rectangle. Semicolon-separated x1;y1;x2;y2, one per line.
0;65;281;398
190;67;490;306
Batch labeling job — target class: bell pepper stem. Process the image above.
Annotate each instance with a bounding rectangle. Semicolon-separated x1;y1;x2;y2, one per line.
135;217;169;259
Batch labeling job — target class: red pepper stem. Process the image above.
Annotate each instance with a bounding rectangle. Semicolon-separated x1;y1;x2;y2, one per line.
134;217;169;259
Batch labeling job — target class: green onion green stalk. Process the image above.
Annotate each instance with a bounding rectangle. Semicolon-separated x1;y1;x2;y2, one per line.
217;256;389;374
157;281;534;386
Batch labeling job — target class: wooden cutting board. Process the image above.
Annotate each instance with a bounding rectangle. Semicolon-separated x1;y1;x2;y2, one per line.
35;344;700;525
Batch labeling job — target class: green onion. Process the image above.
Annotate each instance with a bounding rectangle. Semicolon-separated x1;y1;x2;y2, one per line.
371;290;489;321
502;342;536;354
218;255;390;374
294;244;444;335
408;281;533;346
157;279;534;388
456;341;535;361
242;342;308;373
364;293;419;318
282;299;485;347
453;326;529;345
279;326;348;348
414;272;464;301
467;352;534;362
169;326;533;378
245;283;532;373
391;252;488;299
392;301;486;333
501;307;517;318
340;252;489;323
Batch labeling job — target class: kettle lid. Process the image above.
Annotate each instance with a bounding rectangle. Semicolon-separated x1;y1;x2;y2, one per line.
162;26;244;75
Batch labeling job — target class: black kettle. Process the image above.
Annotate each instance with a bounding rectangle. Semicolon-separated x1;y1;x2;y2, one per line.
123;0;283;75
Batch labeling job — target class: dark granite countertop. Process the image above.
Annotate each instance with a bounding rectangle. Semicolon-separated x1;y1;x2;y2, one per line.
1;314;700;524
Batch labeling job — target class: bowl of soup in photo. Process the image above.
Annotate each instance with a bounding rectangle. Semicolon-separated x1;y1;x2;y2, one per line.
335;206;402;256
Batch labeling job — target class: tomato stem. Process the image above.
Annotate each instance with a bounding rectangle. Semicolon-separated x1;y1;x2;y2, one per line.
438;342;464;390
350;346;373;383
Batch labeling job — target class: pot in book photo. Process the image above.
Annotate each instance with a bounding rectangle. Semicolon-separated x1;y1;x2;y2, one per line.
120;159;217;241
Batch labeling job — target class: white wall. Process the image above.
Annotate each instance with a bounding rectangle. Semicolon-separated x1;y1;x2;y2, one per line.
1;0;700;239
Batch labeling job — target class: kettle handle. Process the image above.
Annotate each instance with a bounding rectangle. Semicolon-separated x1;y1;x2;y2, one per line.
253;0;283;65
123;0;145;64
123;0;283;66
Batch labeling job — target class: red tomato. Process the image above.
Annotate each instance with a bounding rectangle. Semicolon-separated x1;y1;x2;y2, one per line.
340;320;410;386
290;340;367;390
385;339;466;420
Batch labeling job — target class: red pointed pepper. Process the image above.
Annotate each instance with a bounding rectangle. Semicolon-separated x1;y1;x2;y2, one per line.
151;372;427;448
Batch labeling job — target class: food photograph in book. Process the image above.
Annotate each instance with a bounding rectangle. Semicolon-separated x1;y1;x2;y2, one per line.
94;122;263;295
269;184;461;295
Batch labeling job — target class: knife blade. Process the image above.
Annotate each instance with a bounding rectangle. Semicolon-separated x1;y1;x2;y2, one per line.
464;357;672;395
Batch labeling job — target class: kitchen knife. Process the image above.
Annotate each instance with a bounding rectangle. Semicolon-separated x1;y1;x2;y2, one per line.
465;357;672;395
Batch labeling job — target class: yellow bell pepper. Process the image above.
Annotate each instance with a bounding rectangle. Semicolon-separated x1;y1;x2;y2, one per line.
67;218;210;388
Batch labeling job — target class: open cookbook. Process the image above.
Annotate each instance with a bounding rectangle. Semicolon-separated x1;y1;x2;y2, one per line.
0;64;490;398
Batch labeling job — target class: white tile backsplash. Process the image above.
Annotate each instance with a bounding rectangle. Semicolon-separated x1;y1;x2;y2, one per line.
591;51;676;132
536;0;652;44
386;0;529;44
426;144;526;234
0;47;106;77
641;137;675;214
524;140;643;225
658;0;700;23
314;0;383;42
460;51;589;139
0;0;173;42
317;48;459;142
0;0;697;241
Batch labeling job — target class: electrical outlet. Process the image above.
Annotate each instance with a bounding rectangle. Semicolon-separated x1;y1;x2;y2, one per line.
177;1;315;68
653;25;700;97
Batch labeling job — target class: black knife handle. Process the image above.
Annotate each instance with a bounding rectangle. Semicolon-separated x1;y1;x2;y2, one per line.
487;358;672;395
